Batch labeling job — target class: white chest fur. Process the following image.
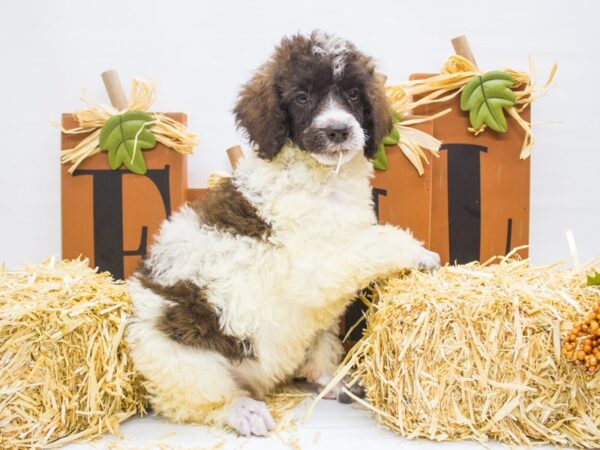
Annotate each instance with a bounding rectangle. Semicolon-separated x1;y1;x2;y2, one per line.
235;146;376;235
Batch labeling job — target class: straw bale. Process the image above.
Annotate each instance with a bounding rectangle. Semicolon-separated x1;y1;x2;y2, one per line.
317;257;600;448
0;258;146;449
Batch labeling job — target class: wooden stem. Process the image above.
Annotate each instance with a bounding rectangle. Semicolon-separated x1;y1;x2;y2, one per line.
226;145;244;169
101;70;128;110
451;35;478;69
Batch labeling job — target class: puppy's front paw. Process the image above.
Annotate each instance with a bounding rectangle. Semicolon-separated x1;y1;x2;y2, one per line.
227;397;275;436
415;248;440;272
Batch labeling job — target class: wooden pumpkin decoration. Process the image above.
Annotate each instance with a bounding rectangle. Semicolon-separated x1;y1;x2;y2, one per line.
61;71;196;280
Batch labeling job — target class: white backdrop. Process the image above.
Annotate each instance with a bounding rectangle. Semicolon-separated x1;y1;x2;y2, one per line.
0;0;598;267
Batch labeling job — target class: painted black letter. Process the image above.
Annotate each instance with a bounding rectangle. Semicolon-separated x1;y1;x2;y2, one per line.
73;166;171;279
441;144;487;264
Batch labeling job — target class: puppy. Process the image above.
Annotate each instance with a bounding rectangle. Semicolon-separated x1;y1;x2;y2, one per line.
126;31;440;436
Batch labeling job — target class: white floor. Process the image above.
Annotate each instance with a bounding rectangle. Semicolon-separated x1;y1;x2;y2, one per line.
64;399;561;450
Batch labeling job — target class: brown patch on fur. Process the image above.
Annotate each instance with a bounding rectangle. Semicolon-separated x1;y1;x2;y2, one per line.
136;260;152;278
234;59;289;160
137;272;254;362
360;64;393;158
193;177;271;240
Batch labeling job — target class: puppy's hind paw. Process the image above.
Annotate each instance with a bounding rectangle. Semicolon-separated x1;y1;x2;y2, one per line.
227;397;275;437
337;383;366;404
316;374;341;400
316;375;365;404
415;248;440;272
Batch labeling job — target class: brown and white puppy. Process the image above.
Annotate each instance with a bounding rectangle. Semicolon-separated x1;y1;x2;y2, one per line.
126;31;440;437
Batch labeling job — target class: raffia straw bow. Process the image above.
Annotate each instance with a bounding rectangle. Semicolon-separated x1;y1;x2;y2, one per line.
386;55;558;172
61;78;198;173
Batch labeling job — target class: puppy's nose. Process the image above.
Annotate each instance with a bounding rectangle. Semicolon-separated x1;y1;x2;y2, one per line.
324;124;350;143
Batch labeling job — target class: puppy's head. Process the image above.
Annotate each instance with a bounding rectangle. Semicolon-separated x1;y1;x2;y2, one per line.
234;31;392;166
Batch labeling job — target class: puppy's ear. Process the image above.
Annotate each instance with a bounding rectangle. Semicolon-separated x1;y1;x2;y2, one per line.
363;71;393;159
234;67;288;160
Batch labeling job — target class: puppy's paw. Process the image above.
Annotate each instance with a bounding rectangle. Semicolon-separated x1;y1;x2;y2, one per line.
337;383;366;404
316;374;342;400
316;375;365;403
414;247;440;272
227;397;275;437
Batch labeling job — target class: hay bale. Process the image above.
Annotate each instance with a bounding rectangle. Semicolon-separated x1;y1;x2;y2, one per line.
329;258;600;448
0;259;146;449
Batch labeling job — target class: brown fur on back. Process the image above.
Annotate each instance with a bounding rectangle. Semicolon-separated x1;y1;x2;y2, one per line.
136;268;254;362
193;177;271;240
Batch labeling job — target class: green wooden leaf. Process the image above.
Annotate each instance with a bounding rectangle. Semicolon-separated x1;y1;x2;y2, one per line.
99;112;156;174
383;127;400;146
460;71;516;133
588;271;600;287
372;143;388;170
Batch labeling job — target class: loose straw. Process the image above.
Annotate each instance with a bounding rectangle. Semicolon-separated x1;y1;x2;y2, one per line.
61;78;198;173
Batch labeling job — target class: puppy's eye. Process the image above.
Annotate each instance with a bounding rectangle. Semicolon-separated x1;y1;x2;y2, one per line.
348;88;360;102
295;92;309;105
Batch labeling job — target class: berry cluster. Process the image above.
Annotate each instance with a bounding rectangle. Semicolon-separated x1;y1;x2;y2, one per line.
563;304;600;373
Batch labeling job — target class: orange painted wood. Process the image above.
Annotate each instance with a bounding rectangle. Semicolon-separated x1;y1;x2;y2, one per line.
61;113;188;279
373;74;530;265
429;149;451;264
371;121;434;247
